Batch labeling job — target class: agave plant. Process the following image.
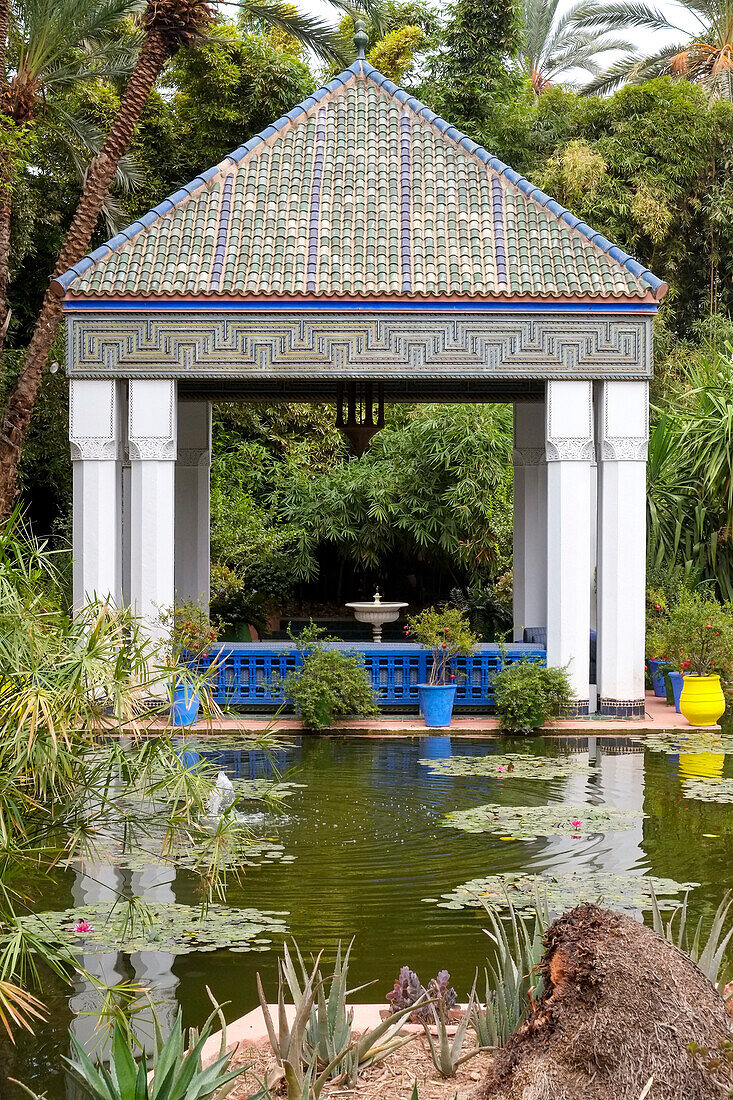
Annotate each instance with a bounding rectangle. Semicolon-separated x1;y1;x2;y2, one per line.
13;992;260;1100
261;941;425;1097
472;898;547;1048
651;888;733;993
422;978;487;1078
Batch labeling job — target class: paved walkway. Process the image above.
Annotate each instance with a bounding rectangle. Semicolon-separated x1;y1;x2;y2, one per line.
151;691;715;735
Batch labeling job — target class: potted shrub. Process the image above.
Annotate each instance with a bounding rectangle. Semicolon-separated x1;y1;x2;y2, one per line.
491;658;572;732
161;601;218;727
405;607;479;728
278;623;378;730
659;590;733;727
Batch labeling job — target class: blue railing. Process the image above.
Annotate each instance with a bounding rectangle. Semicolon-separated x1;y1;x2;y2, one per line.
196;642;546;710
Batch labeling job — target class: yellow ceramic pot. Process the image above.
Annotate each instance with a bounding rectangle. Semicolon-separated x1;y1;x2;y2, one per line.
679;674;725;727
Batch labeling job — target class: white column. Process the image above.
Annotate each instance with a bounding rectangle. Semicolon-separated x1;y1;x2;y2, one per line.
175;400;211;607
596;381;648;717
70;379;122;609
128;380;177;642
512;401;547;642
546;380;594;714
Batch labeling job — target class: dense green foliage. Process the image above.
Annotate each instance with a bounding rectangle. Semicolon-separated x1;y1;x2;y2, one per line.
278;625;379;729
4;0;733;630
491;659;573;730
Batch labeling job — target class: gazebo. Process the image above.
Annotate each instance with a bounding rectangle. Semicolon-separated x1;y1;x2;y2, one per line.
58;56;665;717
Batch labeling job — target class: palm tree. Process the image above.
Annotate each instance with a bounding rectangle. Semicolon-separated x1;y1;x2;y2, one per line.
0;0;145;359
573;0;733;95
519;0;636;95
0;0;345;516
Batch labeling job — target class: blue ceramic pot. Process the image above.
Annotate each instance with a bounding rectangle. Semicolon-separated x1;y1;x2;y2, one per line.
417;684;457;728
171;681;200;727
647;658;667;698
667;671;684;714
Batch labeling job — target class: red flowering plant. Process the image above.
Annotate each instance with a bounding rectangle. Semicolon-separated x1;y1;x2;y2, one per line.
658;589;733;677
160;600;219;666
405;606;479;685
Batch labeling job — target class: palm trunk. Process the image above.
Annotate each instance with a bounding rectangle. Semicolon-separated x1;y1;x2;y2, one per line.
0;0;14;367
0;31;171;517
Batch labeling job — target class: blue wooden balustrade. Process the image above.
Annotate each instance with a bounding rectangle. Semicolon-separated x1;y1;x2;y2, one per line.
195;642;546;710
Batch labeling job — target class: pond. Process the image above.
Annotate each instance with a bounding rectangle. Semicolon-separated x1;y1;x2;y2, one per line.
5;730;733;1097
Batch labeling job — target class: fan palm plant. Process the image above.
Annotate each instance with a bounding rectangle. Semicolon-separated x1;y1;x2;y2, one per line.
572;0;733;95
0;0;346;517
519;0;635;95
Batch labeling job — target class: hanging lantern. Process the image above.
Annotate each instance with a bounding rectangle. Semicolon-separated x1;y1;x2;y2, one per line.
335;381;385;455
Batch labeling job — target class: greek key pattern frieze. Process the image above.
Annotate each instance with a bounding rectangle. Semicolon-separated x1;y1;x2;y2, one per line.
66;312;652;380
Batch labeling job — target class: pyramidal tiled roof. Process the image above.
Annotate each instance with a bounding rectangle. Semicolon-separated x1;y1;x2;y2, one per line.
57;61;666;303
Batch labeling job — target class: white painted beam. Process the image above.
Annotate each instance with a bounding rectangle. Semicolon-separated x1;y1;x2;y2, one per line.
69;379;122;609
128;380;177;643
513;401;547;642
596;380;648;717
546;380;594;714
175;400;211;608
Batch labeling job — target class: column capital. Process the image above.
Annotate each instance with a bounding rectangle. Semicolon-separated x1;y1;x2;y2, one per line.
128;379;177;461
545;379;594;462
512;446;546;467
598;380;648;462
69;379;121;461
176;447;210;468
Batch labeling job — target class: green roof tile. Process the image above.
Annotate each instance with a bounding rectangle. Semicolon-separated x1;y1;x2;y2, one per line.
59;64;665;303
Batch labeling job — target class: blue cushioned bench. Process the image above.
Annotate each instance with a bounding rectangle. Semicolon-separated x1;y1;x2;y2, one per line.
196;642;546;710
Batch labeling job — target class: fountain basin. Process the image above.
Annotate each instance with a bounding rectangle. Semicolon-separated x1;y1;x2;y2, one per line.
345;600;408;642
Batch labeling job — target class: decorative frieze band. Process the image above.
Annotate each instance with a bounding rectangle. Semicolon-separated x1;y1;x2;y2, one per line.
66;312;652;381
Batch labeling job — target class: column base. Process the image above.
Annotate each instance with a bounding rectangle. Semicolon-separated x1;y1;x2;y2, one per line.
559;700;590;718
599;698;646;719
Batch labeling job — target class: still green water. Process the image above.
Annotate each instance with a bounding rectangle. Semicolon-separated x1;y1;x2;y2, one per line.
5;731;733;1097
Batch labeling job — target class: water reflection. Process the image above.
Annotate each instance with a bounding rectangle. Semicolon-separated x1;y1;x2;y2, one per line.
11;731;733;1100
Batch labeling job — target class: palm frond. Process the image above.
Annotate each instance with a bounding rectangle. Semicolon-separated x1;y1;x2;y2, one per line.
218;0;346;62
569;0;689;34
580;44;682;92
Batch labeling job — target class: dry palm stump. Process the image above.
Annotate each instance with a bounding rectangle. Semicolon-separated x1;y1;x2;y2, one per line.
480;903;733;1100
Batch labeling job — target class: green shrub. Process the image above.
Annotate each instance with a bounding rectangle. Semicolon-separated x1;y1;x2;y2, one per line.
280;624;378;729
657;588;733;676
492;659;572;732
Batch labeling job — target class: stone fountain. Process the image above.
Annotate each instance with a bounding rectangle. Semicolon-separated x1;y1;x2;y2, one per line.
345;591;408;642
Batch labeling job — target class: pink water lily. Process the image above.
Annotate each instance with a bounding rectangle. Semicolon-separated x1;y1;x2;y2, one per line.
74;920;92;933
571;820;582;829
497;765;505;773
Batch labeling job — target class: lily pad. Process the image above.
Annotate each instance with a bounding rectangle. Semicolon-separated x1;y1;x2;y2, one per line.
441;802;641;838
682;777;733;803
430;871;697;914
18;902;288;956
232;779;304;802
419;754;589;780
638;732;733;755
78;831;296;874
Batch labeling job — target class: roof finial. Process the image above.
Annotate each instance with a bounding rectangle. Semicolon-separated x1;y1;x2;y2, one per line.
354;19;368;60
